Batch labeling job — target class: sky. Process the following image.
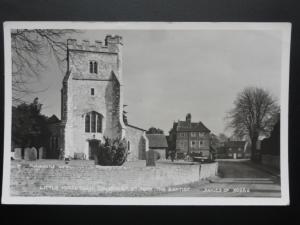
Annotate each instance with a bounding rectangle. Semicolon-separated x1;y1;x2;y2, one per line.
20;29;282;136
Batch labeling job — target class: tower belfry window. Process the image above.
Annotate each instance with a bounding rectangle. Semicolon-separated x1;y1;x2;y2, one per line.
93;61;98;74
89;61;93;73
89;61;98;74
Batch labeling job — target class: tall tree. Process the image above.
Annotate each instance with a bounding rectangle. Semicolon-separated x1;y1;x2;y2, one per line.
11;29;75;104
12;98;50;148
218;133;229;143
146;127;164;134
226;87;279;162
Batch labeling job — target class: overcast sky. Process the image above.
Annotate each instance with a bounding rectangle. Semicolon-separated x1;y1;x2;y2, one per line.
22;29;282;135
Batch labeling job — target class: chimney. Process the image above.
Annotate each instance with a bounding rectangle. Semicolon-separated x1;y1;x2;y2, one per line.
186;113;191;123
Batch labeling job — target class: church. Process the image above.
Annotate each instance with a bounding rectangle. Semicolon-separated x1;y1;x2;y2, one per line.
47;35;148;161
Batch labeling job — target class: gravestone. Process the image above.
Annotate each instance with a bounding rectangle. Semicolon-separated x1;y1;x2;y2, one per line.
146;149;156;166
38;147;44;159
14;148;22;160
74;152;86;160
24;147;37;161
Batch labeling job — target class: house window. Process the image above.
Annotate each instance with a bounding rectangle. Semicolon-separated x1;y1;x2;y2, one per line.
199;140;203;146
180;132;185;137
191;132;196;137
85;111;103;133
128;141;130;151
190;141;196;148
180;141;185;148
91;88;95;96
89;61;98;74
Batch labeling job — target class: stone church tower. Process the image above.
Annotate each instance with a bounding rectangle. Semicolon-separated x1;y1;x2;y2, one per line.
61;35;126;159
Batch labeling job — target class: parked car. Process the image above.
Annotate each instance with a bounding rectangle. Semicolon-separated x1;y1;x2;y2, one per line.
186;151;215;163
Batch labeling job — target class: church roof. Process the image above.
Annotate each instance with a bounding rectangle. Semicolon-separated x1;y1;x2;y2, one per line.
126;124;146;131
146;134;168;148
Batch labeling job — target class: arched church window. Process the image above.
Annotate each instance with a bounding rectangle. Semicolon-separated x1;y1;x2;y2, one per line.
85;111;103;133
97;114;102;133
85;114;90;132
91;112;96;133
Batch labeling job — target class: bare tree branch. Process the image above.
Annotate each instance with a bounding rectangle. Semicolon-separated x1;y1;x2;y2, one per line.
11;29;77;105
225;87;279;161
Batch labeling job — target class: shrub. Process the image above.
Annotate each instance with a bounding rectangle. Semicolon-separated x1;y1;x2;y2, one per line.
94;137;128;166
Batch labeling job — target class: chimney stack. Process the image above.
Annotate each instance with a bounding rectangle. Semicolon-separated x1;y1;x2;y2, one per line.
186;113;191;124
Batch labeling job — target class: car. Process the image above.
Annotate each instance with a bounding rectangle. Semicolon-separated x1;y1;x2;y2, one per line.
187;151;215;163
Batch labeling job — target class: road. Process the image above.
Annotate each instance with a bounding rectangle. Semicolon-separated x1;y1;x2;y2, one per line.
159;160;281;197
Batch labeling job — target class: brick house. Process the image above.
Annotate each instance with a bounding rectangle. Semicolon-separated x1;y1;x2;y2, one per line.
146;134;168;160
168;113;211;159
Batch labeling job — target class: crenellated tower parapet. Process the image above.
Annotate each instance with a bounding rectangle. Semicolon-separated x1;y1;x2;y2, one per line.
67;35;122;54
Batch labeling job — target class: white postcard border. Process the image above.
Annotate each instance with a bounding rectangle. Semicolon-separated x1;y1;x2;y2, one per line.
2;21;291;205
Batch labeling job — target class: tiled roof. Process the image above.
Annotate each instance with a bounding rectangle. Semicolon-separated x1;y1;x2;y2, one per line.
47;115;60;124
224;141;246;148
174;121;210;132
146;134;168;148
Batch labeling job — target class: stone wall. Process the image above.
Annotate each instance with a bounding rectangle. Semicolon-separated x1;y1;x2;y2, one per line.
153;149;166;160
10;161;218;196
199;162;219;179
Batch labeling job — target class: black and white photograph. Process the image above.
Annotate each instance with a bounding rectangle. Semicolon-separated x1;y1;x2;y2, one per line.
2;22;291;205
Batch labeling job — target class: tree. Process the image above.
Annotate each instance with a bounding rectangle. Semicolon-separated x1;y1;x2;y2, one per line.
11;29;75;104
210;133;220;147
146;127;164;134
218;133;229;143
94;137;128;166
226;87;279;162
12;98;50;148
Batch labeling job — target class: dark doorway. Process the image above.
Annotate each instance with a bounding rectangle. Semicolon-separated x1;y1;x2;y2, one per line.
89;140;100;160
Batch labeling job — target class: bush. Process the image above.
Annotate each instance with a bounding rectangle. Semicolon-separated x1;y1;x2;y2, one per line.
94;137;128;166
